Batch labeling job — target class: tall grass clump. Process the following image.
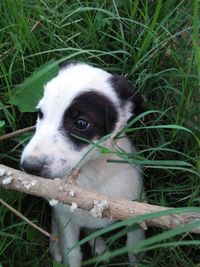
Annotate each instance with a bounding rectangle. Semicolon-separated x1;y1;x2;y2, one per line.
0;1;199;266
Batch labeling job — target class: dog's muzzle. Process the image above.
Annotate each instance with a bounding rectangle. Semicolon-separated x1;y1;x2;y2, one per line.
21;156;52;178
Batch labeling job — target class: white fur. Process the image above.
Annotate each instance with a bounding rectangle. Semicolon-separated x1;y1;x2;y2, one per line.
21;63;144;267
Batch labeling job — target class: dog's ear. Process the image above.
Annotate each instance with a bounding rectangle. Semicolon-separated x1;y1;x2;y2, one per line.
110;75;144;116
58;60;79;71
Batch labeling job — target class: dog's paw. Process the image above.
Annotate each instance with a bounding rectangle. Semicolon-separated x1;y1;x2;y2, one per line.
50;240;62;262
89;236;107;256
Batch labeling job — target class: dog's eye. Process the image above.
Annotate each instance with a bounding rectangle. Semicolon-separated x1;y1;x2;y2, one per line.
38;109;44;119
75;118;89;130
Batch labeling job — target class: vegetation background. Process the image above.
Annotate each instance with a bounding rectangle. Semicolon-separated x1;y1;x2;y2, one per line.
0;0;199;266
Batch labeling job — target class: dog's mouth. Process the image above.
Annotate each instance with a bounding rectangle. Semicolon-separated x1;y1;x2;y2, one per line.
21;160;51;179
21;156;57;179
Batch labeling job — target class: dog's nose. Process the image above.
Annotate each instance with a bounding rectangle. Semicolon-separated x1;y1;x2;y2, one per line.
21;157;44;176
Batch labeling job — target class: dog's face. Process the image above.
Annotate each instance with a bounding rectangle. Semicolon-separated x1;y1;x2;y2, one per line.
21;62;143;178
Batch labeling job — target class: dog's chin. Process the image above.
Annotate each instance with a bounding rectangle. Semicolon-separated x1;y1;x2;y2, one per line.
40;168;72;180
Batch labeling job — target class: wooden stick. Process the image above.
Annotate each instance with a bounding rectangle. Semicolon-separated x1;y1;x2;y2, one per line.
0;126;35;141
0;164;199;234
0;197;57;240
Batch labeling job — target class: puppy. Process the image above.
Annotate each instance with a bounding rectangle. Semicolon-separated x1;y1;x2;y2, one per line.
21;62;145;267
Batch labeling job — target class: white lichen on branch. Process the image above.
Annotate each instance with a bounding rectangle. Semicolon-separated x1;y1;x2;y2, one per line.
49;199;59;206
0;168;14;185
21;180;33;190
68;189;75;196
31;180;37;186
70;202;78;212
90;200;109;218
2;176;13;185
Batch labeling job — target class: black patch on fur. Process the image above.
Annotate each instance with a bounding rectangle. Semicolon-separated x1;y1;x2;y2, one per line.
109;75;143;116
61;91;118;149
58;60;79;71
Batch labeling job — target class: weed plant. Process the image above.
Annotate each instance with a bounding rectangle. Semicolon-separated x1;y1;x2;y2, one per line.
0;1;199;267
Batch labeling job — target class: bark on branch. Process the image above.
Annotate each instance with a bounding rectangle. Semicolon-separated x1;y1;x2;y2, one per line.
0;163;199;234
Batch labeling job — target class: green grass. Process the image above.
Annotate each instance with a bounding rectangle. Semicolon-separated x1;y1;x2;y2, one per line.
0;0;200;266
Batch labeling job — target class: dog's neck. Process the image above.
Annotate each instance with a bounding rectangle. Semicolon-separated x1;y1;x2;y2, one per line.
76;137;139;196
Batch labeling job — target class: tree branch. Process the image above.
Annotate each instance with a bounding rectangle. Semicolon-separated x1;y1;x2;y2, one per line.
0;126;35;141
0;164;199;234
0;197;56;240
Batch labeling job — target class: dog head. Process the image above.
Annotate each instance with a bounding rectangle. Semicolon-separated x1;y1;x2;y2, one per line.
21;62;143;178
